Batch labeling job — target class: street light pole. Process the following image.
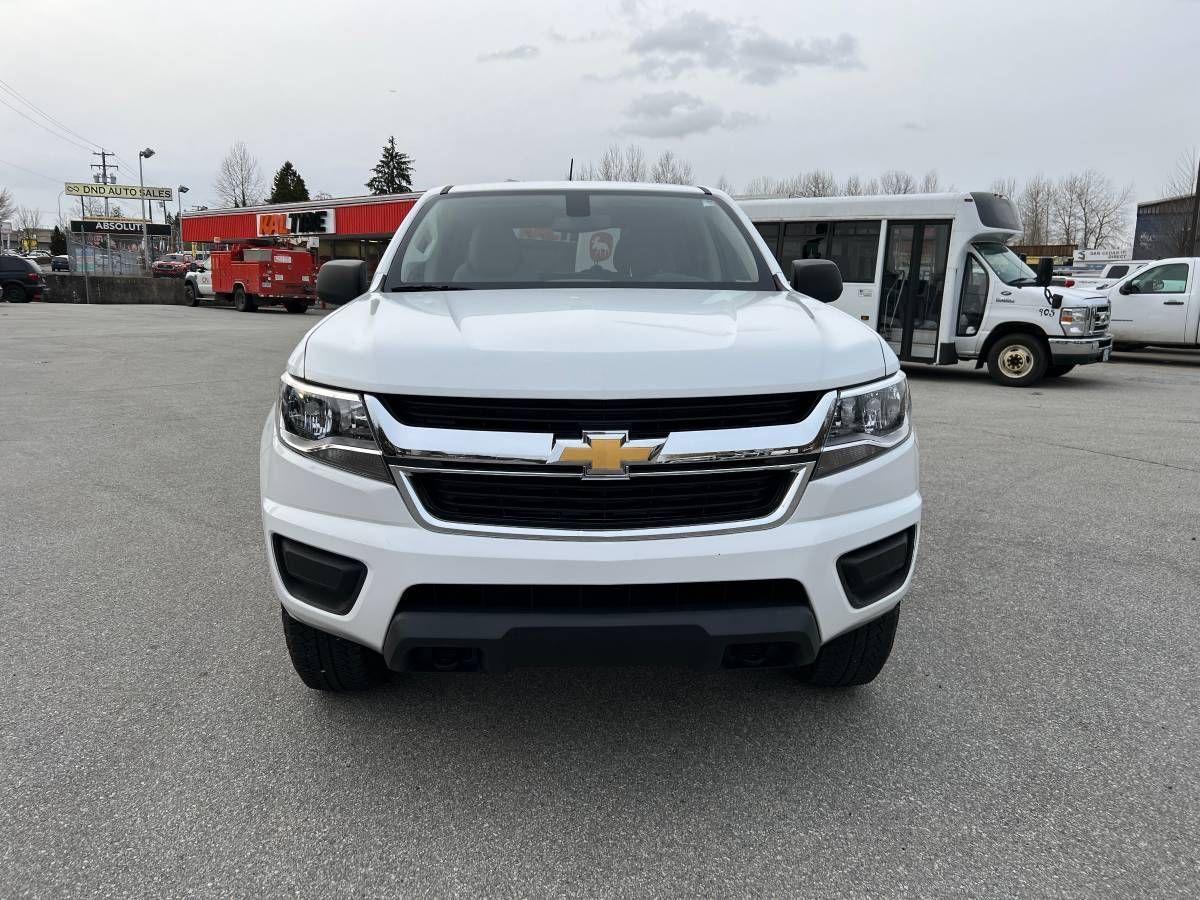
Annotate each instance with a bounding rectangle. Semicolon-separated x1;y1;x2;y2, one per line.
138;147;155;271
177;186;189;251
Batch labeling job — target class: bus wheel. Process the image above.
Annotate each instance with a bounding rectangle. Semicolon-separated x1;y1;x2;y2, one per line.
1044;363;1075;378
234;285;257;312
986;334;1047;387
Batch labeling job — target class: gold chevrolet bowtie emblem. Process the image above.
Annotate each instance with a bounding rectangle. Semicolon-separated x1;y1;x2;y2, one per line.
554;432;660;477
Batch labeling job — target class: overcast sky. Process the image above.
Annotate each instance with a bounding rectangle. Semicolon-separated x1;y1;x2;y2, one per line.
3;0;1198;225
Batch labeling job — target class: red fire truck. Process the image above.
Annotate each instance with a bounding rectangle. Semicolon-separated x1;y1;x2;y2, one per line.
209;242;318;313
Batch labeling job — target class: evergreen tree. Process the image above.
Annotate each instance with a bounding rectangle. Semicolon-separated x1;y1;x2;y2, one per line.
268;161;310;204
365;137;414;195
50;226;67;255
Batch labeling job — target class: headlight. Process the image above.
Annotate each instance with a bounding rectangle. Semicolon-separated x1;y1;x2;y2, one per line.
1059;307;1093;336
814;372;910;478
277;375;390;481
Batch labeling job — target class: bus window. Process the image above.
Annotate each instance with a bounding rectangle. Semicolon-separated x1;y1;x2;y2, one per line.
781;222;828;267
827;221;881;283
754;222;780;262
958;255;988;336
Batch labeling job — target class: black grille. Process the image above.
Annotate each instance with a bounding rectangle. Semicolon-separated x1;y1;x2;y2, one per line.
399;579;807;613
380;392;821;438
409;470;795;530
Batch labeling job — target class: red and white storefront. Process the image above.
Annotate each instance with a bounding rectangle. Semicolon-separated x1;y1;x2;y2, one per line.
180;192;421;276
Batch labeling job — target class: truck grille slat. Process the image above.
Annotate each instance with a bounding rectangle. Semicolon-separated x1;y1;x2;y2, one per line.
409;471;795;530
381;392;821;438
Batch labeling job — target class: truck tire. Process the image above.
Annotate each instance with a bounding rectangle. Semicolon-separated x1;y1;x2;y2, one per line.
184;282;199;307
281;607;389;692
233;285;257;312
1044;363;1075;378
986;333;1047;386
284;300;310;314
799;605;900;688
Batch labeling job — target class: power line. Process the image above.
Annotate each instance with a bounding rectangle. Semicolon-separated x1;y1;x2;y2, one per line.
0;156;66;183
0;76;103;150
0;91;96;153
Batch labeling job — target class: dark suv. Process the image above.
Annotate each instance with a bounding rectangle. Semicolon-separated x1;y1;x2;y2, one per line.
0;255;45;302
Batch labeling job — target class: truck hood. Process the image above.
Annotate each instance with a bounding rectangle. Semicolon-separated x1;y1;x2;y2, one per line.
297;288;891;398
1023;285;1109;305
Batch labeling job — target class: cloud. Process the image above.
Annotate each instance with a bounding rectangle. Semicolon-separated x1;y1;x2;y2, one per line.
621;91;762;139
547;28;615;44
622;11;861;84
477;44;540;62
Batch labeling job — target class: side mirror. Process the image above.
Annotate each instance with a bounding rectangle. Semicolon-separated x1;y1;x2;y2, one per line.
317;259;369;306
790;259;842;303
1118;281;1133;295
1036;258;1054;288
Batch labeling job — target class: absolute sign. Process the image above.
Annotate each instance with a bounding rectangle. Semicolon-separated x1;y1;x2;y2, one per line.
257;209;336;237
72;219;172;236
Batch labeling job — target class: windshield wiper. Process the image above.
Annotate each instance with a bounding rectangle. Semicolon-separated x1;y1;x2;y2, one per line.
1009;277;1039;286
389;284;473;292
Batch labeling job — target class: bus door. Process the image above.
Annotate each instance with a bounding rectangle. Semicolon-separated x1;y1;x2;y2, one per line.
878;221;951;361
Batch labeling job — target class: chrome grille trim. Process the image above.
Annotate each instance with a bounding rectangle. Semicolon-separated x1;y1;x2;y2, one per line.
363;392;835;539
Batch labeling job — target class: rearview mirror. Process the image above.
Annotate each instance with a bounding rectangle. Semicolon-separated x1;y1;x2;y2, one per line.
790;259;842;303
317;259;369;306
1036;258;1054;288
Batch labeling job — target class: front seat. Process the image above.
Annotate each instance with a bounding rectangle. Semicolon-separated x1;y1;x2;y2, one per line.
613;228;672;280
453;225;521;283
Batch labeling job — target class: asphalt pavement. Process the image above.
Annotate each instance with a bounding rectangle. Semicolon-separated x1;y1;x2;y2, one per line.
1;303;1198;898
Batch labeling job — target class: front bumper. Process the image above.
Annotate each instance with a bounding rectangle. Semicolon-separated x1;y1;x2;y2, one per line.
1049;335;1112;364
260;416;922;670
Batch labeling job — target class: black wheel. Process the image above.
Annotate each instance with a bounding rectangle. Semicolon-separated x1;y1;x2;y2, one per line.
184;283;199;307
233;285;257;312
281;607;389;692
3;283;27;303
1044;363;1075;378
284;300;310;314
986;333;1047;386
799;605;900;688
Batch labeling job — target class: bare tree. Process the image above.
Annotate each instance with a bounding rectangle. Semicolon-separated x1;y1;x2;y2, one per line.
1052;170;1131;249
577;144;650;182
650;150;693;185
919;170;942;193
214;141;264;207
990;176;1018;198
1161;147;1199;198
14;206;41;247
879;169;916;194
714;174;734;194
743;175;778;196
797;169;838;197
843;175;863;196
0;187;14;227
1017;175;1054;245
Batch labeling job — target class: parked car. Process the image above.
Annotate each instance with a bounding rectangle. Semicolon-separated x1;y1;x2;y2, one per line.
0;255;45;302
263;182;921;692
51;254;70;272
151;252;193;278
1104;258;1200;350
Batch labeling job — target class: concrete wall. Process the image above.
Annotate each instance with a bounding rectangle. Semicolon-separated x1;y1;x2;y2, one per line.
42;274;187;305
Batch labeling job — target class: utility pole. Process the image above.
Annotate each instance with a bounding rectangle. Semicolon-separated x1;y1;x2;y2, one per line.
91;149;117;274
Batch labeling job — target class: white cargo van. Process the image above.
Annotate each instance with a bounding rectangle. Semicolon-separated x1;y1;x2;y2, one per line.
1104;258;1200;349
739;193;1113;386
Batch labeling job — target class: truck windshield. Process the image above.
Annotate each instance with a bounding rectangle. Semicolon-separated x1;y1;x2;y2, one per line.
973;241;1039;286
384;191;775;291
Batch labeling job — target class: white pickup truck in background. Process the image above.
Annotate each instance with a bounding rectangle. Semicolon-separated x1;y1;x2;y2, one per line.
1069;260;1147;291
1105;258;1200;349
183;253;213;306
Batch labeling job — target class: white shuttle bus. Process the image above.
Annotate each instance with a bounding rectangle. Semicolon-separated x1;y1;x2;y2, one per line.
739;192;1113;386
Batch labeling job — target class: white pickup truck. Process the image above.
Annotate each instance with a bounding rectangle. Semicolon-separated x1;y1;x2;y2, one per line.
182;253;213;306
1104;258;1200;349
